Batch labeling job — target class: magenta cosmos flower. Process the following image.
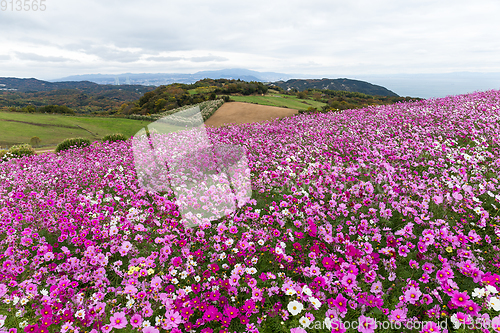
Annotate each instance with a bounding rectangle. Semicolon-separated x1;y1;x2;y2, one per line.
130;313;143;328
451;291;470;307
358;315;377;333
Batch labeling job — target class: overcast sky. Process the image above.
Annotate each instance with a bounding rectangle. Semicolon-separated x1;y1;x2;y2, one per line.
1;0;500;80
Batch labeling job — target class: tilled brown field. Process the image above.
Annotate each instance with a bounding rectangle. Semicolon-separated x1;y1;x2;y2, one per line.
204;102;298;127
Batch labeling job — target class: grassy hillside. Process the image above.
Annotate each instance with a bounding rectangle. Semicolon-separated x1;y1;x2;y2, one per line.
0;112;152;150
229;93;327;111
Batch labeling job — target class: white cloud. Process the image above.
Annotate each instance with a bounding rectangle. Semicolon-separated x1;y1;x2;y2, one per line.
0;0;499;79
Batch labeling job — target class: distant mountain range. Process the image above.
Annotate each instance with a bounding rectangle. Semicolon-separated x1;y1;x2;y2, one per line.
52;69;294;87
51;69;500;98
271;78;398;96
5;69;500;98
0;77;153;94
2;71;398;97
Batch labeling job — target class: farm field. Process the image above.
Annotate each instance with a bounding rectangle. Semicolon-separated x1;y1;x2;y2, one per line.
1;90;500;332
229;94;327;111
204;102;298;127
0;112;152;150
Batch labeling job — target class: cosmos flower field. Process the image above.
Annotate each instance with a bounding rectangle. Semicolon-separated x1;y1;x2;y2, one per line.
1;90;500;333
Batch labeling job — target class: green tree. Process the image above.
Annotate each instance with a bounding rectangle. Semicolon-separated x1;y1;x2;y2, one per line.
30;136;41;147
297;91;307;99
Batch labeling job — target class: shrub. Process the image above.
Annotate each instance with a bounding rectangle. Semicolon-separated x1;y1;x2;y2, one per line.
38;105;75;114
102;133;127;143
0;144;36;162
30;136;42;147
0;149;9;162
55;137;91;153
8;144;36;158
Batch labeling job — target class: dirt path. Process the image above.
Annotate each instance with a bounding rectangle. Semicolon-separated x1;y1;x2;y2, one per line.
204;102;298;127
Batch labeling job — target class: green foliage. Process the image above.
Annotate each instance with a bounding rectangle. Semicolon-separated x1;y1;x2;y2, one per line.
297;91;308;99
0;149;8;162
0;144;36;162
119;79;269;116
7;144;36;158
0;85;154;115
127;99;225;123
21;105;36;113
319;89;423;112
55;137;91;153
37;104;75;114
30;136;41;147
102;133;127;143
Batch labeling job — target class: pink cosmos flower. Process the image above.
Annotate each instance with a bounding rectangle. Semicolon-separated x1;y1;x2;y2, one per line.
290;328;306;333
341;273;357;291
322;257;335;270
130;313;143;328
304;312;315;322
451;291;470;307
358;315;377;333
101;324;113;333
421;321;441;333
436;270;448;282
389;308;406;323
453;312;472;327
471;268;483;283
491;316;500;332
150;276;162;289
165;310;182;329
398;245;409;257
142;327;159;333
333;294;348;313
422;262;434;273
404;287;422;305
110;311;127;329
331;320;346;333
420;293;433;305
223;306;240;319
202;306;219;322
464;301;480;316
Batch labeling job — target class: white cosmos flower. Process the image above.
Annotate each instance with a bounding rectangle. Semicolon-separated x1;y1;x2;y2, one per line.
324;317;333;330
302;286;312;296
75;309;85;319
246;267;257;274
486;285;498;294
310;297;321;309
299;316;311;328
287;300;303;316
472;288;486;298
488;296;500;311
450;313;461;329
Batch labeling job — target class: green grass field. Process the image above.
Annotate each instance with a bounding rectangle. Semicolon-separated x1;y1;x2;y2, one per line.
0;112;154;150
228;94;327;111
0;93;325;151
